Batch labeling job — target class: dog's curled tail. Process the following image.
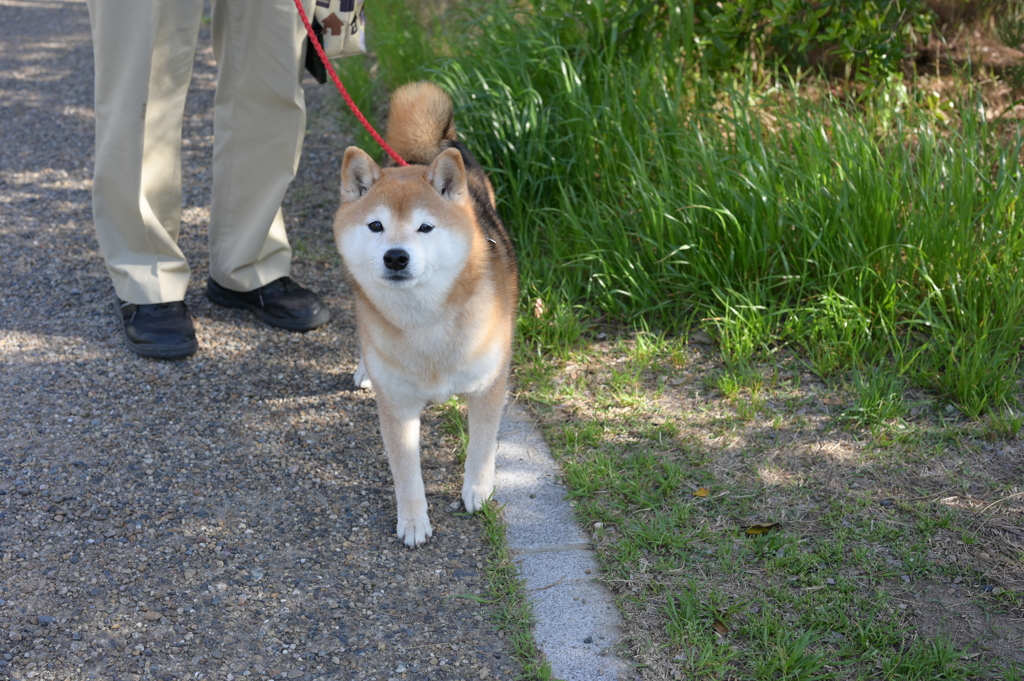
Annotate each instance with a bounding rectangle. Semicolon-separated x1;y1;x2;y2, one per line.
385;82;457;165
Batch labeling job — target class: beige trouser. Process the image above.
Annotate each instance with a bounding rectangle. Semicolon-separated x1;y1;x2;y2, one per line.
87;0;315;304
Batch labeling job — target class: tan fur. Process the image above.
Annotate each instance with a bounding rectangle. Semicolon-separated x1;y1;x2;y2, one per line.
333;82;517;547
385;82;457;165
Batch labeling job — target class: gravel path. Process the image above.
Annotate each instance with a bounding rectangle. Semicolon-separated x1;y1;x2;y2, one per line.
0;2;520;679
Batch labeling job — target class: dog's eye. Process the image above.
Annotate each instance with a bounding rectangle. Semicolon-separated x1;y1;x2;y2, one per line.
418;223;434;234
368;221;383;233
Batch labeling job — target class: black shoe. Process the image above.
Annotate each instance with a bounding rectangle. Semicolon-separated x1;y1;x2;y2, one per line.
115;300;198;359
205;276;331;331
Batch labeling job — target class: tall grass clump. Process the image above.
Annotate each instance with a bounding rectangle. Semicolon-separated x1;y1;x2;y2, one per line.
354;0;1024;415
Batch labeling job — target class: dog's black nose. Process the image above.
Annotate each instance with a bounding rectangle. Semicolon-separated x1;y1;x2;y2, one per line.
383;249;409;271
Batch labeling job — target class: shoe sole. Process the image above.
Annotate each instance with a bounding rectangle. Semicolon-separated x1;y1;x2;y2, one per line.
114;302;198;360
205;286;331;331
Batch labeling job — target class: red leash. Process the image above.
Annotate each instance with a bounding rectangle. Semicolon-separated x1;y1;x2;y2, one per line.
294;0;408;167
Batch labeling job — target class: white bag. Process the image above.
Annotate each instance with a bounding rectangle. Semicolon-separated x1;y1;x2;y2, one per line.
313;0;366;58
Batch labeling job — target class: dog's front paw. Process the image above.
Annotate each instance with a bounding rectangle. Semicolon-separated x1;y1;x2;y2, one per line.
396;514;433;548
462;483;495;513
353;358;372;390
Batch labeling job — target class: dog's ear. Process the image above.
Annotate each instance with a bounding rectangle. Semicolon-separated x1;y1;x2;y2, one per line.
426;148;469;204
341;147;381;203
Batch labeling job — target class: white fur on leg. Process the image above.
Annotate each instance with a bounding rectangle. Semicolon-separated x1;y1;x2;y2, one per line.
462;482;494;513
353;357;373;390
461;379;506;514
396;513;433;547
376;392;432;547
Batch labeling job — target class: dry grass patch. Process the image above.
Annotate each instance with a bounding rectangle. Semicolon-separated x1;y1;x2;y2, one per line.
515;334;1024;680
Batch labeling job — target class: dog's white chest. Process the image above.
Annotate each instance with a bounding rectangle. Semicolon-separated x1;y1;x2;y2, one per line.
368;319;504;403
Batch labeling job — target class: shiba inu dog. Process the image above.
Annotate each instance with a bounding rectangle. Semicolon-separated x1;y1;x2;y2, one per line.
332;82;518;547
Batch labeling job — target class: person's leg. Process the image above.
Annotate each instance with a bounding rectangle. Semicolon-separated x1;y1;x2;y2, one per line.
208;0;310;291
88;0;205;358
87;0;204;305
204;0;330;331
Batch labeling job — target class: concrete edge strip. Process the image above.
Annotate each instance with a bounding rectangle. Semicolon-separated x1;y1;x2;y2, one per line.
494;401;631;681
511;542;592;555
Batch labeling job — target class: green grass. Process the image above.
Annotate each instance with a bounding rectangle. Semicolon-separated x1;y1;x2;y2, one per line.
355;0;1024;418
841;367;908;428
514;335;1023;679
